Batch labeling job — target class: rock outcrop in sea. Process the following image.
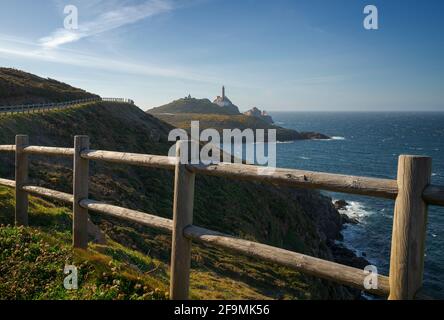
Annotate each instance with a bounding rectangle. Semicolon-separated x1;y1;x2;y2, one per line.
244;107;274;124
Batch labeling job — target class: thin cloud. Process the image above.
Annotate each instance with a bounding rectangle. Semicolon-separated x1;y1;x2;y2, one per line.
0;38;218;84
40;0;174;48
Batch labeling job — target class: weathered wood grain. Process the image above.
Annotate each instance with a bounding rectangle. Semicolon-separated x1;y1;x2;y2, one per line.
73;136;89;249
80;149;399;199
0;145;15;152
389;155;432;300
81;150;177;170
423;184;444;206
24;146;74;157
15;135;29;226
0;178;16;188
190;162;399;199
79;199;173;232
170;141;196;300
22;185;73;203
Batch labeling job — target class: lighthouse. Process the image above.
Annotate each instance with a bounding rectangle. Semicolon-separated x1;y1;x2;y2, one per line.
213;85;240;114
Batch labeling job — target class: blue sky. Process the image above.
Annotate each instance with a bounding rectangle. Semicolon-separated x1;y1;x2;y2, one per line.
0;0;443;111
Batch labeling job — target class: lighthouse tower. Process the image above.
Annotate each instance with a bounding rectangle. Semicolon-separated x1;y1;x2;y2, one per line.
213;85;240;113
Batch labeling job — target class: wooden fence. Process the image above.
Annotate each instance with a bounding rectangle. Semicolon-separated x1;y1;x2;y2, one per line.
1;136;444;300
0;97;133;115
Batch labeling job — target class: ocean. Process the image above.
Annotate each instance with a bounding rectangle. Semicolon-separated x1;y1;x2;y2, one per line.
270;112;444;299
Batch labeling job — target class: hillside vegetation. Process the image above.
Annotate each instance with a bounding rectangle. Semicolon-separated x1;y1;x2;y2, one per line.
148;97;329;141
0;102;354;300
149;97;239;115
0;68;99;106
0;187;167;300
150;112;328;141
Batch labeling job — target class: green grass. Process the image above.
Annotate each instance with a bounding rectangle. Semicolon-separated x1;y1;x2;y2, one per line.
0;226;168;300
0;184;352;300
0;186;168;300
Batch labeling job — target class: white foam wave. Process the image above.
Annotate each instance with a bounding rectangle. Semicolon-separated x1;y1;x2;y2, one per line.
316;136;346;141
334;200;374;222
254;141;294;144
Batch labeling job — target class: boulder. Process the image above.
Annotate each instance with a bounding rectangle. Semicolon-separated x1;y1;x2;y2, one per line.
334;199;349;210
340;213;359;225
300;132;330;140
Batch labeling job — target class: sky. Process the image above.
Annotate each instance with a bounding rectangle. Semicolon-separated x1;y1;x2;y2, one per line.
0;0;443;111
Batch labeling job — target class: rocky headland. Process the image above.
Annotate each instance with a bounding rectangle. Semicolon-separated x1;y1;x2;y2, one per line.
148;86;330;142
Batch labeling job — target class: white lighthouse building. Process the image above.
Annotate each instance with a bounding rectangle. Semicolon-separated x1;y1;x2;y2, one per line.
214;85;232;108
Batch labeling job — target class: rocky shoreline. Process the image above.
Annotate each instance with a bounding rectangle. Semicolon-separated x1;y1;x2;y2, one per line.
332;200;370;266
331;199;372;298
292;190;371;298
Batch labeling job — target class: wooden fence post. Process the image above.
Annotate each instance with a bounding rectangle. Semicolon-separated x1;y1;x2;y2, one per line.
170;141;196;300
73;135;90;249
389;155;432;300
15;135;29;226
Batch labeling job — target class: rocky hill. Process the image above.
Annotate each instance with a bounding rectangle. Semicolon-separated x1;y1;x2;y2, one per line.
149;97;239;115
244;107;274;124
0;68;99;106
148;88;329;142
149;112;329;142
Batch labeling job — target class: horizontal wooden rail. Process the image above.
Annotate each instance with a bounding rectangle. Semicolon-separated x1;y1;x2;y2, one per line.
23;146;74;157
22;186;73;203
79;199;173;233
189;163;399;200
423;185;444;206
184;225;390;297
4;145;444;205
0;145;15;152
0;178;16;188
81;150;177;170
80;150;398;199
78;152;444;205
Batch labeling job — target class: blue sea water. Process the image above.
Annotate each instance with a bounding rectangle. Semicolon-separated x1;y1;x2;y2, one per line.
270;112;444;299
